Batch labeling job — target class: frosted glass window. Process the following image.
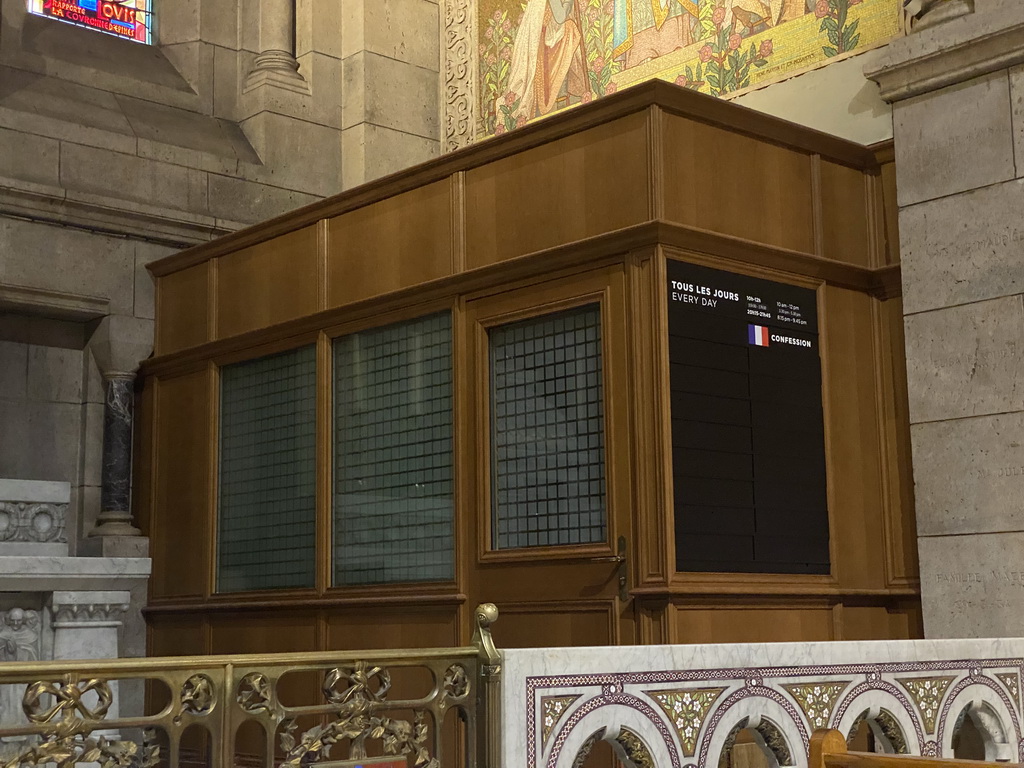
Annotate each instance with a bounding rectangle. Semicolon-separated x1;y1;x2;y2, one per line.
490;304;606;550
217;345;317;593
333;313;454;585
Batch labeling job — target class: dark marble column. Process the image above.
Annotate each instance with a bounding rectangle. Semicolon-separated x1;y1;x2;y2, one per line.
92;375;141;537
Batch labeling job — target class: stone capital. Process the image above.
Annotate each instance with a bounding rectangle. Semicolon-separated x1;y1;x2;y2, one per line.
49;591;130;627
87;315;154;379
866;0;1024;102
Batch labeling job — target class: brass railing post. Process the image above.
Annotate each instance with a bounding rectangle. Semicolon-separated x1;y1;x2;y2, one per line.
472;603;502;768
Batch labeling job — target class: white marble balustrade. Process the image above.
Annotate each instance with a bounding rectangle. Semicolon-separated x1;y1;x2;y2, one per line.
506;638;1024;768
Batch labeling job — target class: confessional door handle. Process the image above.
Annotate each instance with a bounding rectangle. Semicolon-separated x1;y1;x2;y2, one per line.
586;537;629;602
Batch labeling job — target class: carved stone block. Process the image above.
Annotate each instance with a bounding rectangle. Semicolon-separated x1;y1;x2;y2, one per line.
912;412;1024;536
900;178;1024;314
920;532;1024;637
904;295;1024;423
894;70;1014;207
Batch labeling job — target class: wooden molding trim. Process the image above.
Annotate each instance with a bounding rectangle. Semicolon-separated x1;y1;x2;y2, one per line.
148;81;878;278
145;592;468;615
872;264;903;300
140;220;902;377
631;584;920;598
870;139;896;165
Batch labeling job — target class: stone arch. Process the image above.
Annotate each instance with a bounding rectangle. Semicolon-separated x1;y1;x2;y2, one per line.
547;695;681;768
613;726;658;768
844;708;911;754
717;715;795;768
833;683;922;755
940;681;1019;761
703;690;807;768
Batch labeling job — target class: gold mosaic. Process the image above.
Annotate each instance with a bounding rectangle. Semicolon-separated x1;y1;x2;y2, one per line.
782;681;851;729
475;0;902;137
541;694;582;747
896;676;955;734
647;686;727;756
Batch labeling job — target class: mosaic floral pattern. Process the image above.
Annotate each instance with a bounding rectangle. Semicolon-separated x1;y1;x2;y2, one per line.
997;672;1021;711
782;681;851;729
541;695;581;748
525;658;1024;768
896;676;955;734
647;687;727;756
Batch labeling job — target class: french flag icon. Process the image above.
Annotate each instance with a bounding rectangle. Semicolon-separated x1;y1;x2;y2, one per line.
748;324;770;347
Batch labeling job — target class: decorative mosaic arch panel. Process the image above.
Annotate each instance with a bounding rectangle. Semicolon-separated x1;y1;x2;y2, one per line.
440;0;903;150
522;658;1024;768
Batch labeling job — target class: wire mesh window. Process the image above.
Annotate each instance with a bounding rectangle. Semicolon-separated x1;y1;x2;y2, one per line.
218;345;317;592
489;303;607;550
333;313;454;585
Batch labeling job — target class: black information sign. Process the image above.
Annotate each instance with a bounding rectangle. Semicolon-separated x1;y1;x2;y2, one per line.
667;260;829;574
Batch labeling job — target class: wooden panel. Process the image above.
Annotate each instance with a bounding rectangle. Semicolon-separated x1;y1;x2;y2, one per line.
464;113;650;268
662;115;815;255
210;612;318;758
673;605;833;643
326;607;458;651
150;370;211;600
217;225;319;339
155;263;209;355
326;181;454;308
821;287;886;590
879;156;899;266
133;379;155;538
880;298;919;585
837;606;919;641
148;615;207;657
209;612;318;654
491;602;614;648
820;160;871;267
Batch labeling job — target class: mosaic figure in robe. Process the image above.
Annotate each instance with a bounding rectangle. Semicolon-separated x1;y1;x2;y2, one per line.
613;0;700;70
505;0;589;121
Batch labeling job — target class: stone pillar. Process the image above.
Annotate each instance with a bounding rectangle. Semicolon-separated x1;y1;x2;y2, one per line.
85;315;153;544
341;0;441;187
93;375;138;537
866;0;1024;637
244;0;308;94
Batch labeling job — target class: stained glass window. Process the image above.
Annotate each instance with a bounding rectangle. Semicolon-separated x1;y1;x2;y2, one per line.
28;0;152;44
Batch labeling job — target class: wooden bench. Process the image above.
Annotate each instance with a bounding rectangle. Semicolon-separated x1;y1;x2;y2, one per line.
810;729;1022;768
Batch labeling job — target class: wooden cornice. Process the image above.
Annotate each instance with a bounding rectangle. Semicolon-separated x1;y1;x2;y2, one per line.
148;80;879;279
140;219;902;377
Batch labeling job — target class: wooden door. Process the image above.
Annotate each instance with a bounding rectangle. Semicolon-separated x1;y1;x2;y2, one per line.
459;265;634;648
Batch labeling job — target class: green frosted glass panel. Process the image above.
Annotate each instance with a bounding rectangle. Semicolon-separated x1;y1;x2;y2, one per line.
333;313;454;585
217;345;317;592
489;304;606;550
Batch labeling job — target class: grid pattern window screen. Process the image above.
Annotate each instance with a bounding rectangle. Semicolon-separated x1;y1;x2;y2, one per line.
333;313;454;585
218;345;317;593
489;304;606;550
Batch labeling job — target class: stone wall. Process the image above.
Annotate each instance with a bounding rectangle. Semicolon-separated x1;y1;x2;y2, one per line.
0;0;443;667
0;0;444;538
868;0;1024;638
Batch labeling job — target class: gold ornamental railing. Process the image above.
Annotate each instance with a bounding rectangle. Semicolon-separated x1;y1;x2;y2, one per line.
0;604;501;768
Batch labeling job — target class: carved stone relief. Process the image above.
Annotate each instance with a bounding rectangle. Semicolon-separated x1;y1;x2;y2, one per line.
0;608;42;727
442;0;476;153
0;503;66;543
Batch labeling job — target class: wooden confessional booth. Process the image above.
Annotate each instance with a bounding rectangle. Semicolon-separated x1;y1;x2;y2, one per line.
138;80;919;662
